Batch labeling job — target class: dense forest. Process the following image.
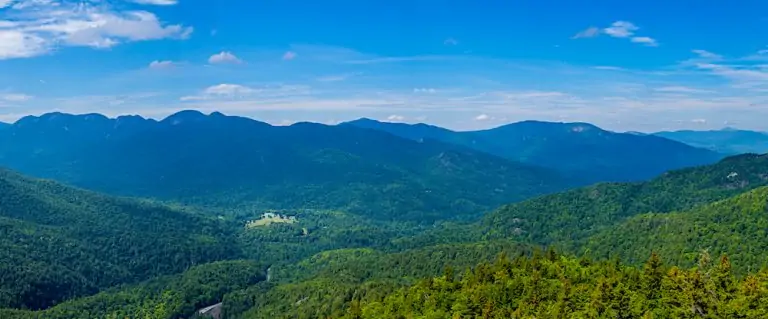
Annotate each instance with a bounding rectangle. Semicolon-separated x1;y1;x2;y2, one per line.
341;252;768;318
1;260;265;319
1;111;768;318
0;169;242;310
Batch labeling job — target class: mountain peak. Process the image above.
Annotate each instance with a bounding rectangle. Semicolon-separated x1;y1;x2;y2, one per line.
161;110;209;125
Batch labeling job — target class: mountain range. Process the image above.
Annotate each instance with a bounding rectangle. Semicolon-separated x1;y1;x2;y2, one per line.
654;128;768;155
344;118;725;182
0;111;573;223
3;110;768;318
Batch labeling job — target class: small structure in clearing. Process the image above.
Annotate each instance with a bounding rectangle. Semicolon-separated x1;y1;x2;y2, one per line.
246;212;298;228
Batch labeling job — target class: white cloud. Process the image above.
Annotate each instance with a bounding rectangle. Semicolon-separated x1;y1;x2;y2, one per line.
0;30;47;59
0;0;14;9
692;49;722;60
474;114;491;121
0;1;191;59
443;38;458;45
691;118;707;124
630;36;658;47
575;21;657;47
603;21;638;38
203;84;254;95
387;114;405;121
571;27;600;39
282;51;297;60
148;60;176;69
413;88;436;93
129;0;178;5
180;84;253;101
180;84;313;102
208;51;242;64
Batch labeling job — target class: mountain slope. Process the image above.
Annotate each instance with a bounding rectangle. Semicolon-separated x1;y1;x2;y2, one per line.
2;260;265;319
585;186;768;272
0;168;241;310
479;153;768;247
344;118;724;182
0;111;574;223
335;252;765;319
655;128;768;154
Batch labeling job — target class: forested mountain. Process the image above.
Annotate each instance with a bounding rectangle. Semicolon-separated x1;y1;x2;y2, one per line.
3;113;768;318
345;118;724;182
480;153;768;248
655;128;768;154
0;168;241;310
0;111;574;223
2;260;265;319
197;153;768;318
586;186;768;272
338;252;768;318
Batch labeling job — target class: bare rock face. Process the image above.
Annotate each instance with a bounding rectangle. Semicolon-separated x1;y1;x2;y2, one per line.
196;303;223;319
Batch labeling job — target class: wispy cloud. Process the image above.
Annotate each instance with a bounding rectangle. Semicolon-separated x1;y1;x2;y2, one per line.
604;21;638;38
443;38;458;45
148;60;177;69
630;36;658;47
282;51;297;61
571;27;600;39
208;51;242;64
129;0;178;5
574;21;657;47
593;66;626;71
180;83;312;102
654;86;714;94
0;0;191;59
474;114;491;121
387;114;405;121
692;49;722;60
180;84;255;101
0;93;32;102
316;73;358;82
413;88;437;94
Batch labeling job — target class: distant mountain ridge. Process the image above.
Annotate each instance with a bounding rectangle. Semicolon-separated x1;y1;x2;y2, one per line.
654;128;768;155
0;111;574;223
344;118;724;183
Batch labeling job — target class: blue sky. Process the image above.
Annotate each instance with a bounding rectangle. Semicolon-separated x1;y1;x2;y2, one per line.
2;0;768;131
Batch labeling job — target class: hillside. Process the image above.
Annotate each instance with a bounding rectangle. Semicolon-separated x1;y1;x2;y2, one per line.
1;260;265;319
0;111;574;223
344;118;724;182
0;168;241;310
585;186;768;272
655;128;768;154
480;153;768;247
224;241;534;318
335;252;767;319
